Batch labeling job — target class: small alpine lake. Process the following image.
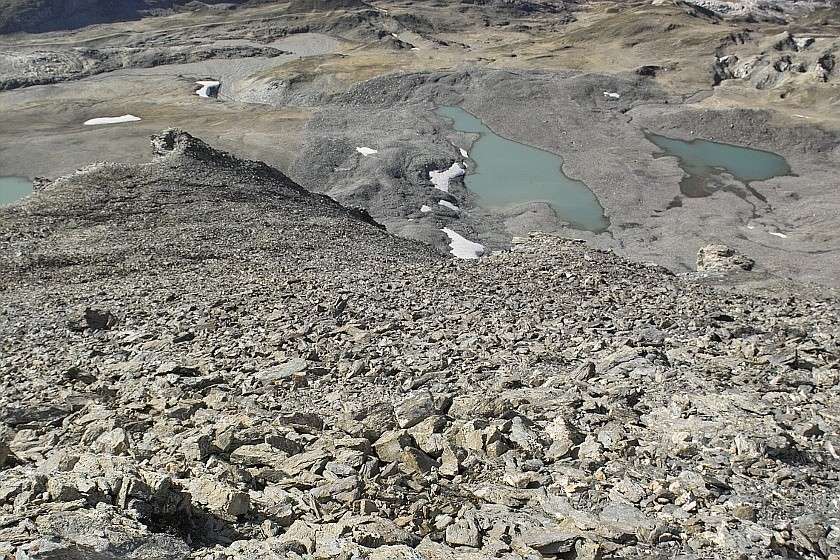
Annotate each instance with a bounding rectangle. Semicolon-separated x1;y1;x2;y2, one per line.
437;106;609;233
0;176;33;205
644;132;793;206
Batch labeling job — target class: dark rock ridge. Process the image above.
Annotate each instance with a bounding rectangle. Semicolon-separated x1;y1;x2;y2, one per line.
1;132;838;560
0;0;256;35
286;0;372;12
460;0;578;16
0;0;384;35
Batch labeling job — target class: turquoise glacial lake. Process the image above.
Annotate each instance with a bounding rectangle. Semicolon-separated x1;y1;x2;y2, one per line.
437;106;609;233
645;132;793;205
0;176;32;205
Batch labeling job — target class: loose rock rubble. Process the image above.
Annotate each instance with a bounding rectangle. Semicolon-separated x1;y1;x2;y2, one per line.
1;132;838;560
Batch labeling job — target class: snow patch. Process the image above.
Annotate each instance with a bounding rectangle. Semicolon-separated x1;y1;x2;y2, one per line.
603;91;620;99
439;200;459;212
195;80;221;98
441;228;484;259
83;115;142;126
459;148;469;158
420;205;432;213
356;147;378;156
768;231;788;239
429;162;465;193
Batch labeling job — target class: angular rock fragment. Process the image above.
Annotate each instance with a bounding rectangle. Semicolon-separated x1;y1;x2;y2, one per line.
520;527;579;555
92;428;130;455
395;390;437;429
373;430;415;463
188;477;250;517
400;447;437;475
445;511;482;548
83;308;118;330
29;507;190;560
544;416;580;460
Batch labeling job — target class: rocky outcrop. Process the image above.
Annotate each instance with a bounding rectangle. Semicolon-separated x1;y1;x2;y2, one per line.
1;132;838;560
696;243;755;273
712;30;839;90
675;0;840;22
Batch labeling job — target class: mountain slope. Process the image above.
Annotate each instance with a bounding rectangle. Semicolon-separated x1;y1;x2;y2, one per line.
0;132;838;560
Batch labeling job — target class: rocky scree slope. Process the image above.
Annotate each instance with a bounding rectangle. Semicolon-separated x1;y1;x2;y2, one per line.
0;132;839;560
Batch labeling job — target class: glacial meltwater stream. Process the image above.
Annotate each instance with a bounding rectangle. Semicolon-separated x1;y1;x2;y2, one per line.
437;106;609;232
0;176;32;205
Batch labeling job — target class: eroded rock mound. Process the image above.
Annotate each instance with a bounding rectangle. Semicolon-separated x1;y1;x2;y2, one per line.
696;243;755;273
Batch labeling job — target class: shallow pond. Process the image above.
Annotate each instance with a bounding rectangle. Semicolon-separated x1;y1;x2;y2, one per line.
645;132;793;206
0;176;32;205
437;106;609;232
